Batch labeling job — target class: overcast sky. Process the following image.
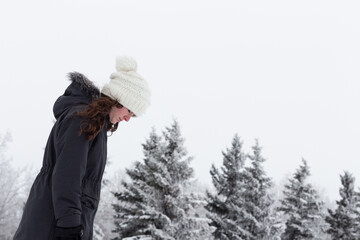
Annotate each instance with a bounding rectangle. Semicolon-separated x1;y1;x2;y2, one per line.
1;0;359;201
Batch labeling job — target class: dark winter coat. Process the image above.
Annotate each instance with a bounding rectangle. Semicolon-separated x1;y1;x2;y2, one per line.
14;72;108;240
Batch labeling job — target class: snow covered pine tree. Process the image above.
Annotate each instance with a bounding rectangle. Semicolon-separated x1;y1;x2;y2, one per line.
325;171;360;239
242;140;278;239
278;159;328;240
205;135;249;239
206;136;278;240
112;121;213;240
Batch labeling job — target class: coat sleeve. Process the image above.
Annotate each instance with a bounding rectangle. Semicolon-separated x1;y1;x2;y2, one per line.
52;115;89;228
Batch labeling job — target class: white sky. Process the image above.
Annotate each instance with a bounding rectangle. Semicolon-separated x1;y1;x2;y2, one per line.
1;0;359;201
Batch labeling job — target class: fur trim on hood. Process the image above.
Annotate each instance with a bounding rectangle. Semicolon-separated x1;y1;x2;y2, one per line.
67;72;100;99
53;72;100;119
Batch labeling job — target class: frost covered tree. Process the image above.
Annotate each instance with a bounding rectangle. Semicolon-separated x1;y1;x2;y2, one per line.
206;134;249;239
242;140;276;239
262;206;284;240
112;121;213;240
325;171;360;239
278;159;326;240
94;168;127;239
0;132;24;239
206;136;278;240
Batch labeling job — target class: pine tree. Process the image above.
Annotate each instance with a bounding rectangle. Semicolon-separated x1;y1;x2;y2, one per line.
325;171;360;239
206;134;249;239
278;159;325;240
241;140;275;239
112;121;212;240
160;121;212;239
112;128;173;239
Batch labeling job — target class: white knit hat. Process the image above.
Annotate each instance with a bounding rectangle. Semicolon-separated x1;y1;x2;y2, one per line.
101;56;151;117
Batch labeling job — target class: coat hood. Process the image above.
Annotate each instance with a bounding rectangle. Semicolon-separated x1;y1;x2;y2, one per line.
53;72;100;119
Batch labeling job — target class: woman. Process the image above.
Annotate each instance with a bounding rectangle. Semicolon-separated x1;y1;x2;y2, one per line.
13;56;151;240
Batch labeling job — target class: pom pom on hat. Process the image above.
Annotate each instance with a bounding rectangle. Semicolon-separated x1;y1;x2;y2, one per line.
116;56;138;72
101;56;151;117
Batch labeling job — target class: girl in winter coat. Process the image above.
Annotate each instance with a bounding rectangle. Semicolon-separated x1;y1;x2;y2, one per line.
13;56;151;240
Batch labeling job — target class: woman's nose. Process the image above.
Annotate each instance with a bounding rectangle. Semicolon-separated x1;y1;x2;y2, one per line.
124;116;131;122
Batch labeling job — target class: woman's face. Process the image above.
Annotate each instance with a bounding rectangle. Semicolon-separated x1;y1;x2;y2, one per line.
109;106;134;124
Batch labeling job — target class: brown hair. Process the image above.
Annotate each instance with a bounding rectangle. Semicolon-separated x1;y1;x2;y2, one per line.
76;94;121;140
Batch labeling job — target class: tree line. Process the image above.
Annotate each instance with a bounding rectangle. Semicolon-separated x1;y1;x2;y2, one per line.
1;121;360;239
108;121;360;240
